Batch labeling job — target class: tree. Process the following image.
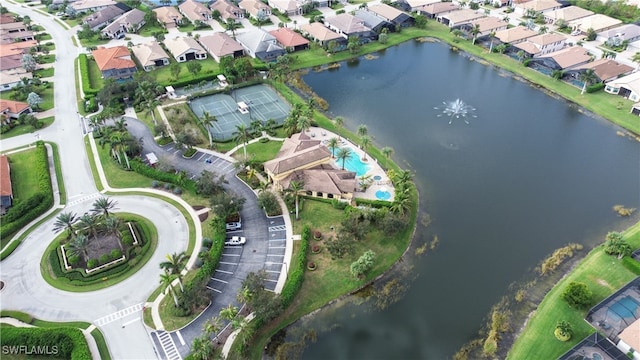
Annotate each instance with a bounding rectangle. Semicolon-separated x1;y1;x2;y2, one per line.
604;231;632;259
336;147;351;170
334;116;344;129
378;31;388;45
538;26;548;34
27;92;42;110
160;271;180;307
327;137;340;158
264;118;277;136
170;62;181;80
288;180;304;220
257;190;279;215
21;54;37;72
632;52;640;70
451;29;463;42
233;124;252;160
226;18;239;39
350;250;376;278
325;233;355;260
91;197;117;218
360;135;371;161
190;335;214;360
551;69;564;80
66;234;90;260
79;213;100;240
495;43;508;54
414;14;427;29
296;116;311;133
586;27;597;41
488;31;496;52
186;61;202;76
554;320;573;342
201;111;216;147
347;36;360;54
327;40;338;54
196;170;226;196
53;211;78;237
103;215;121;237
219;304;238;321
381;146;394;166
160;252;188;291
579;69;597;94
562;281;592;309
470;24;481;44
516;50;526;63
209;191;245;220
357;124;368;137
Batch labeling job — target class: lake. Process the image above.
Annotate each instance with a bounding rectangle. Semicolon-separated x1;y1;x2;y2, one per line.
285;40;640;359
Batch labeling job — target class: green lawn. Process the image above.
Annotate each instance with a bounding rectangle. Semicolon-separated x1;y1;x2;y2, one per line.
8;148;40;203
507;222;640;360
34;67;54;78
151;58;220;86
87;57;105;90
0;116;54;139
232;139;283;162
94;139;153;188
38;54;56;64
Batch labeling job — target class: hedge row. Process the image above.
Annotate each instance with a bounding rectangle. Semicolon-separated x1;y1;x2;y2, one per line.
78;54;99;97
586;82;605;93
129;159;196;193
159;73;218;89
280;225;309;307
0;327;91;360
622;256;640;275
190;217;226;288
0;142;53;239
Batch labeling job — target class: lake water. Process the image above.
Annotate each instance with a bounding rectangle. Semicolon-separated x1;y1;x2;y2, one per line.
285;41;640;359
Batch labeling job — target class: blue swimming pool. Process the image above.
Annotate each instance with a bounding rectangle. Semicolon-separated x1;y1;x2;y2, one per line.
609;296;640;319
376;190;391;200
335;147;370;177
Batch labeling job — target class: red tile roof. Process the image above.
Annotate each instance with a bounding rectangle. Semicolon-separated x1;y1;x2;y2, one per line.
0;155;12;197
269;28;309;48
91;46;135;71
0;99;30;114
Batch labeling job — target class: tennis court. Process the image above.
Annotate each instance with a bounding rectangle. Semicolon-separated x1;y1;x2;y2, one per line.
188;85;290;141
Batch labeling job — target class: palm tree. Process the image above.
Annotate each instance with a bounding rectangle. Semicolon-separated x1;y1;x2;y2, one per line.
327;137;340;158
264;118;277;136
357;124;368;137
219;304;238;321
249;119;263;135
79;213;100;240
288;180;304;220
145;98;160;125
190;336;213;360
381;146;394;167
53;211;78;238
470;24;481;44
538;26;548;34
66;234;91;260
160;252;187;291
201;111;216;147
103;216;121;238
391;188;411;215
225;18;239;39
92;197;117;218
113;117;128;132
334;116;344;130
336;147;352;170
579;69;597;95
233;124;252;160
488;31;496;52
360;135;371;161
203;316;222;336
632;52;640;70
160;271;179;307
296;116;311;133
516;50;526;63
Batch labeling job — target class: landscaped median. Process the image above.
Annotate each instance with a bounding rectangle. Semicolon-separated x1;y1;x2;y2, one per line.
507;221;640;360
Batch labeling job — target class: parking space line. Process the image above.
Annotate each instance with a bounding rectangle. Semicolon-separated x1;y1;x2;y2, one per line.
176;331;185;346
222;253;241;256
211;278;228;283
216;269;233;274
264;279;278;283
196;153;205;161
206;286;222;293
269;246;286;249
267;254;285;257
219;261;238;265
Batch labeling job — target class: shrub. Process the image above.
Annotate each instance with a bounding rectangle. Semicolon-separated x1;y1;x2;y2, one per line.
586;82;605;93
87;259;98;269
78;54;98;96
110;249;122;259
554;320;573;341
202;237;212;247
313;230;322;239
67;255;80;265
122;233;134;246
307;261;316;270
173;187;183;195
562;281;592;309
350;250;376;278
0;327;90;360
99;254;111;265
164;182;173;190
151;180;160;188
280;225;309;307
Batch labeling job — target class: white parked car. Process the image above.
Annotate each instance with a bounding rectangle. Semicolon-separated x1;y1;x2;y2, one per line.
224;236;246;246
225;222;242;231
571;30;581;36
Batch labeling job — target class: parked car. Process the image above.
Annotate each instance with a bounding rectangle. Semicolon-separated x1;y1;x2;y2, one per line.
224;236;246;246
226;222;242;231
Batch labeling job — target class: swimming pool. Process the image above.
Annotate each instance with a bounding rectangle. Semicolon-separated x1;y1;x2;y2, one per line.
608;296;640;319
375;189;391;200
335;147;370;177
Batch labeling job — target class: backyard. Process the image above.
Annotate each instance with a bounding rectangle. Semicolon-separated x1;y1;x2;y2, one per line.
7;148;40;203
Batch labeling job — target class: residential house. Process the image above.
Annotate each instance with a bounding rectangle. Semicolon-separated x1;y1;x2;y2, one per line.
131;41;170;71
573;58;633;83
91;46;137;79
198;32;244;62
416;2;459;19
269;28;309;52
354;9;393;34
513;32;566;57
164;37;208;62
0;40;38;70
210;0;244;21
83;3;130;31
300;22;345;47
437;9;485;28
404;0;441;12
368;4;414;28
239;0;272;20
101;9;146;39
179;0;213;24
0;69;32;92
514;0;561;15
264;132;357;200
569;14;622;34
0;155;13;214
0;55;23;72
494;25;538;44
462;16;508;38
532;46;592;70
605;71;640;102
268;0;301;16
0;99;32;119
0;28;34;44
236;29;285;61
544;5;593;24
0;14;16;24
153;6;184;29
598;24;640;46
324;13;374;41
68;0;117;15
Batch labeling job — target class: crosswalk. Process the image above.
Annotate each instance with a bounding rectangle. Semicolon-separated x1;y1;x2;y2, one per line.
155;330;181;360
94;303;144;327
268;225;286;232
66;192;101;207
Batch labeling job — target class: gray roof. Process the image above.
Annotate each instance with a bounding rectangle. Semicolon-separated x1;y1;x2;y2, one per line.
83;3;129;29
236;29;283;54
324;13;371;34
354;9;389;30
598;24;640;41
102;9;145;34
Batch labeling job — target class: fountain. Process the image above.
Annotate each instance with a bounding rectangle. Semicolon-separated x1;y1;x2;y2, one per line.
435;99;477;124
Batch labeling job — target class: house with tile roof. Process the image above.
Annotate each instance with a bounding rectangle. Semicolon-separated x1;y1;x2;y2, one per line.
404;0;441;11
437;9;485;28
236;29;285;61
416;2;458;19
269;28;309;52
0;28;35;44
68;0;117;14
210;0;244;21
569;14;622;34
573;58;633;83
494;25;538;44
513;32;566;57
131;41;170;71
462;16;508;37
0;69;32;92
0;99;32;120
164;36;208;62
83;3;130;31
324;13;374;40
532;45;592;70
91;46;137;79
198;32;244;62
598;24;640;46
179;0;213;24
0;155;13;214
544;5;593;24
514;0;561;15
605;71;640;102
300;23;345;47
239;0;272;19
368;3;414;27
153;6;184;29
268;0;302;16
101;9;146;39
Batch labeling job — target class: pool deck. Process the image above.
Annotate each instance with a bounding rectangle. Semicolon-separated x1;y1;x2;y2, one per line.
307;126;395;202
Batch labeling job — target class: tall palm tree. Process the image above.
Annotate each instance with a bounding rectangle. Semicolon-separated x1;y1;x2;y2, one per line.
288;180;304;220
283;116;298;137
470;24;481;44
160;252;187;291
233;124;252;160
381;146;394;167
103;215;122;238
357;124;368;137
360;135;371;161
190;336;214;360
66;234;90;260
219;304;238;321
488;31;496;52
160;271;179;307
391;188;411;215
201;111;216;147
145;98;160;125
226;18;239;39
79;213;100;240
336;147;352;170
53;211;78;238
92;197;117;218
296;116;311;133
579;69;597;95
113;117;128;132
264;118;277;136
327;137;340;158
516;50;526;63
334;116;344;130
203;316;222;336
